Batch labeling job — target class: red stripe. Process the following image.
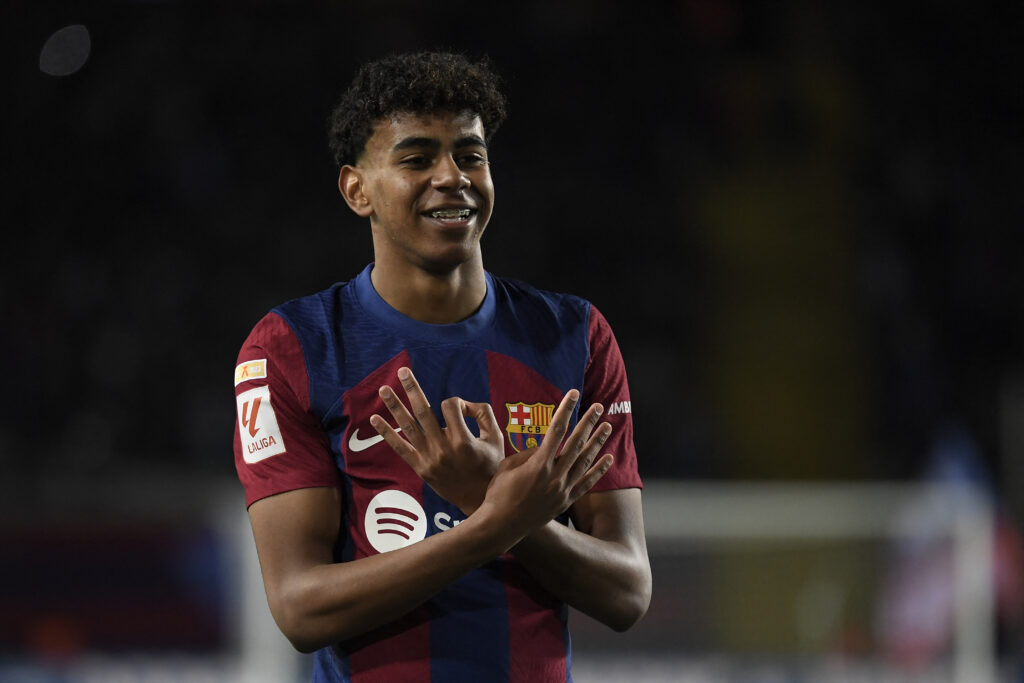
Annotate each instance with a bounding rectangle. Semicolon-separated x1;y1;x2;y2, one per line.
503;556;567;683
235;313;340;507
342;351;431;681
349;611;432;682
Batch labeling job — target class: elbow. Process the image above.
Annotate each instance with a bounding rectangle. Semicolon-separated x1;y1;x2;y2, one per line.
269;576;375;651
270;597;321;653
269;577;374;652
282;615;322;655
290;637;322;655
284;630;320;655
608;609;645;634
278;612;332;654
607;586;651;632
268;585;336;654
609;566;652;632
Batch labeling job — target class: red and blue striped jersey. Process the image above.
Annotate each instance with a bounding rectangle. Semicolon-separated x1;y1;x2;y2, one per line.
233;264;640;682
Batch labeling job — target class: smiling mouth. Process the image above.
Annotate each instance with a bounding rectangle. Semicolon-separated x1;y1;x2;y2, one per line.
428;208;473;220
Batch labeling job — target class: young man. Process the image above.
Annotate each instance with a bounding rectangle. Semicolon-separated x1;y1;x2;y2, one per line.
233;52;651;682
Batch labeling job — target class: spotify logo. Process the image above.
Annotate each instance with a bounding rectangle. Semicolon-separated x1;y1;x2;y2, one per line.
364;490;428;553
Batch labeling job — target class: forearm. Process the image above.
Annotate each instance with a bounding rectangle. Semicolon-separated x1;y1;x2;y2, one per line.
254;390;621;651
511;493;651;631
267;509;514;651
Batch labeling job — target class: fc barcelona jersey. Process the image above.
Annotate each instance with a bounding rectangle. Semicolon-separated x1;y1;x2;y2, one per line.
233;264;641;683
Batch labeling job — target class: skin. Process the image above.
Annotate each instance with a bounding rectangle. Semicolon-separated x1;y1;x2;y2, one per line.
340;110;493;324
247;110;652;653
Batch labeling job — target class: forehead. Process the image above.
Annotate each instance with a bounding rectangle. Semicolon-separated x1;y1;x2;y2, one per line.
363;110;485;157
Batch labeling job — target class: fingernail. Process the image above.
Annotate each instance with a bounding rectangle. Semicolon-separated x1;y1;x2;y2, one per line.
594;404;603;416
398;367;410;380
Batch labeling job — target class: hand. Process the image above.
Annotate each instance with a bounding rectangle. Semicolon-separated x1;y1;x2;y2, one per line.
478;389;614;547
370;367;504;513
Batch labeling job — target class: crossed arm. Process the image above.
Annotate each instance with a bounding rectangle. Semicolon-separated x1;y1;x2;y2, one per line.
248;368;652;652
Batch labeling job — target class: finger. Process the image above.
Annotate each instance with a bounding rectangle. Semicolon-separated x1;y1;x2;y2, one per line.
369;413;420;465
539;389;579;457
555;403;604;475
569;453;614;501
378;384;426;450
461;400;503;448
565;421;612;481
397;367;445;441
440;396;471;445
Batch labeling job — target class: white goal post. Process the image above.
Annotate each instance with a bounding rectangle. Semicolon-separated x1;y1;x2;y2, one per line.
640;480;997;683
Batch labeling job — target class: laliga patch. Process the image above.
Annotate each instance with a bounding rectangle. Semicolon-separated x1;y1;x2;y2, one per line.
237;385;286;463
234;358;267;386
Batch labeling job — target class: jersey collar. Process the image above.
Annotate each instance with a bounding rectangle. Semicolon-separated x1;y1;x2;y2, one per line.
352;264;496;343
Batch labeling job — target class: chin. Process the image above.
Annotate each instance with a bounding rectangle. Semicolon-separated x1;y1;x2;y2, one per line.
417;247;480;275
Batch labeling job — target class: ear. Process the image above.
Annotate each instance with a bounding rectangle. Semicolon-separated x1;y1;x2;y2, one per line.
338;165;373;218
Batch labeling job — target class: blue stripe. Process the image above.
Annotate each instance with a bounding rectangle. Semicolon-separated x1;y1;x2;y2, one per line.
314;646;349;683
563;602;573;683
408;346;511;682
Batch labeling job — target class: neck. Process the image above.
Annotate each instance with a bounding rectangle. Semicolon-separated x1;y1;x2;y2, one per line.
369;255;487;324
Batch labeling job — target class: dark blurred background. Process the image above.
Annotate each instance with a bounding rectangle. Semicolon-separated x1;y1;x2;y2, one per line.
6;0;1022;489
2;0;1023;671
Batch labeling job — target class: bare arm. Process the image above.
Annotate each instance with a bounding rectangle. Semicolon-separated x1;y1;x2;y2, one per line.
249;486;506;652
372;367;651;632
511;488;651;631
248;389;612;652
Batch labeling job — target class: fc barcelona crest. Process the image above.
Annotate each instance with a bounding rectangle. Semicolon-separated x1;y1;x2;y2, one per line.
505;401;555;452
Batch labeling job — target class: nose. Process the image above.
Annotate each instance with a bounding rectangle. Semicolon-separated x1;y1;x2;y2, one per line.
431;154;470;192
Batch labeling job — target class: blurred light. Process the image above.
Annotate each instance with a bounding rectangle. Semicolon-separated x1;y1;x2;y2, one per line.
39;24;91;77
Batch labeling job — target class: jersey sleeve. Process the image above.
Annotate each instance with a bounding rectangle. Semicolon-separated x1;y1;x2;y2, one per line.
233;312;340;507
581;305;642;491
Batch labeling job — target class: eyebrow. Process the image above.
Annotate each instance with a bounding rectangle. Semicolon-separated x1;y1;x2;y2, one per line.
391;135;488;153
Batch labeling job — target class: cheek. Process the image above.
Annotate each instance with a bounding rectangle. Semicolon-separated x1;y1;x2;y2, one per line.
476;175;495;208
369;177;414;211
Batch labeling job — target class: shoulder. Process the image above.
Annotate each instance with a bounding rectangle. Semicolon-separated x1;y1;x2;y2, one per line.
235;280;356;413
237;281;352;387
238;281;353;355
270;281;350;336
488;273;592;325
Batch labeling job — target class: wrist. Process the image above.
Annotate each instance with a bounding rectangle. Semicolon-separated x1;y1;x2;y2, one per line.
451;476;491;516
465;501;526;556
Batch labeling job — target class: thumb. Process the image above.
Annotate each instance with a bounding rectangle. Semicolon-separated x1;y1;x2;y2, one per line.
462;400;503;446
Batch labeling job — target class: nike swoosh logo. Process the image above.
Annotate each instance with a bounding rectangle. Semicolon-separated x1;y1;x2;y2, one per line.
348;426;402;452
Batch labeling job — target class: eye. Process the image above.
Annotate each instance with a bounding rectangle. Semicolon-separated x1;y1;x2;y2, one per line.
457;153;488;168
399;155;430;169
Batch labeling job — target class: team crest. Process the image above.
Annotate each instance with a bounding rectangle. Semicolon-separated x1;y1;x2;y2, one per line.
505;401;555;452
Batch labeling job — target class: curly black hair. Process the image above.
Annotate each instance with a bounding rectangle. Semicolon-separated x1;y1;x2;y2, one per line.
327;51;508;168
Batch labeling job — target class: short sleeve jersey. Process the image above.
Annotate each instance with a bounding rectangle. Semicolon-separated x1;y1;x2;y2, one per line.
233;265;640;683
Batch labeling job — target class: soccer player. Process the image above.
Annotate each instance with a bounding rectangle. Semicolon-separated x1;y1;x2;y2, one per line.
233;51;651;682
